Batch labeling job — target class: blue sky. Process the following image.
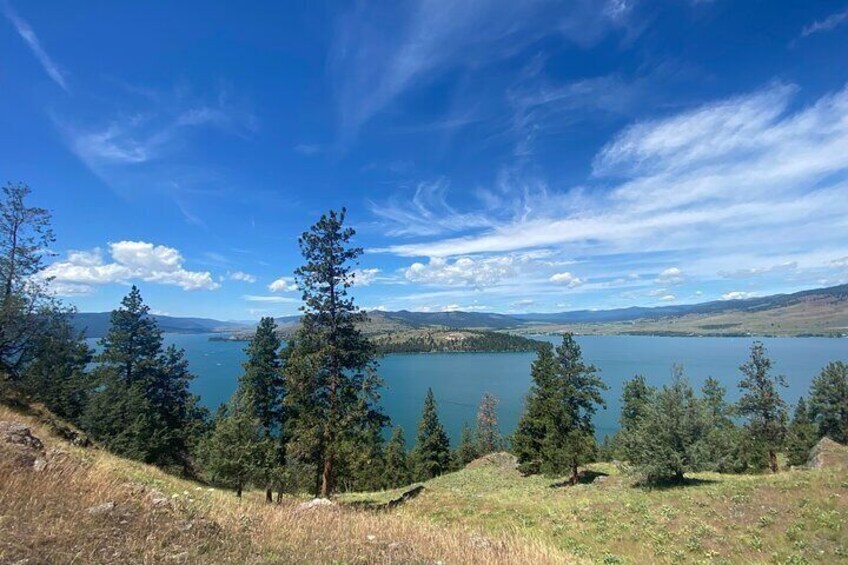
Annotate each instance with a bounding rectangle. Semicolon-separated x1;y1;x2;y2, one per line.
3;0;848;320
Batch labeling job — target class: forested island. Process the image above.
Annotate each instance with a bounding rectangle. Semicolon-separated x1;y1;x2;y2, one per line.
211;327;542;354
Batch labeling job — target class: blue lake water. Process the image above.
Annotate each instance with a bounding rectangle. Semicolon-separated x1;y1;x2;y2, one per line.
88;334;847;443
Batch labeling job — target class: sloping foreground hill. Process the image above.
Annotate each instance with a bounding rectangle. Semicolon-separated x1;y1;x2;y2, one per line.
341;453;848;564
0;404;564;564
3;401;847;564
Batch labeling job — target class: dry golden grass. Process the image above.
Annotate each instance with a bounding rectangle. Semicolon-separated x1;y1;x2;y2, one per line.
0;405;573;564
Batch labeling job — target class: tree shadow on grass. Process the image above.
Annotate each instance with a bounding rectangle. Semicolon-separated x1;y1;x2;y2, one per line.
634;476;719;491
549;470;610;488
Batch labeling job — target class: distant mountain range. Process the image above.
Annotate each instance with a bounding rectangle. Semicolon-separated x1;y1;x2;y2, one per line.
70;313;251;339
72;283;848;338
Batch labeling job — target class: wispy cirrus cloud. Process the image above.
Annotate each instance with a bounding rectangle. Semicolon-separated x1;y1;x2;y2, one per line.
371;81;848;305
800;7;848;38
331;0;640;140
3;1;68;91
379;82;848;260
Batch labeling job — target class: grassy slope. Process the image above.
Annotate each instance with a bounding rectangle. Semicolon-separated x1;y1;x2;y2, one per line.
3;403;847;564
0;404;565;565
342;457;848;564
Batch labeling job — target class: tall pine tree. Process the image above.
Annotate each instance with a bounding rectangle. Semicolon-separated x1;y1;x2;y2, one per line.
476;392;502;455
513;335;606;483
240;317;284;502
283;209;386;497
453;423;480;469
786;397;818;467
736;341;787;473
412;388;451;480
83;286;202;471
809;361;848;444
384;426;412;488
19;314;92;423
0;182;61;378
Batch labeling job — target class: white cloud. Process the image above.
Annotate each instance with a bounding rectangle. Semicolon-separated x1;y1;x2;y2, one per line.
228;271;256;283
352;268;381;286
405;256;517;287
3;3;68;91
718;262;798;279
43;241;219;292
332;0;636;139
549;272;584;288
370;180;493;237
268;277;298;292
721;291;757;300
243;295;298;303
800;8;848;38
659;294;676;301
375;82;848;291
294;143;322;155
656;267;685;285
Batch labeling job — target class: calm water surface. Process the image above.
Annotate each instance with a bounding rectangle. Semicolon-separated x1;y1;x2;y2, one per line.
88;334;847;442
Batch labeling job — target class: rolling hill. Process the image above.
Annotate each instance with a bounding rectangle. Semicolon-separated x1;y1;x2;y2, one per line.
73;283;848;339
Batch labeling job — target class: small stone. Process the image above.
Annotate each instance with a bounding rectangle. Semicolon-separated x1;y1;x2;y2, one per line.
0;422;44;450
32;458;47;472
295;497;336;512
87;501;116;515
366;535;376;541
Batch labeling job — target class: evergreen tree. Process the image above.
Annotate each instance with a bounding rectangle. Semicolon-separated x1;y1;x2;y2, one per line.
736;341;787;473
628;369;706;484
384;426;412;488
412;388;451;480
338;395;388;492
0;182;60;378
82;287;202;471
809;361;848;443
476;392;502;455
692;377;740;472
240;317;284;502
453;423;480;469
786;397;818;467
203;397;267;497
283;209;386;496
513;335;606;483
512;343;559;475
19;315;92;423
618;374;655;462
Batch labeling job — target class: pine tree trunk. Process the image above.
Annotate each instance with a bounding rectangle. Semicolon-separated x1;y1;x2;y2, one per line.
276;490;283;504
236;483;243;498
571;462;579;485
265;487;273;503
321;452;333;497
769;449;778;473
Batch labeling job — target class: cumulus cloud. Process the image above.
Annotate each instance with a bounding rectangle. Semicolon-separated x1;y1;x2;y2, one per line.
656;267;685;285
352;268;381;286
228;271;257;283
43;241;219;294
549;272;584;288
405;256;518;287
268;277;298;292
721;291;757;300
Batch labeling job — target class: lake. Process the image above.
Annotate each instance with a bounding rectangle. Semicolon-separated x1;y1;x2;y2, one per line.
88;334;846;443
